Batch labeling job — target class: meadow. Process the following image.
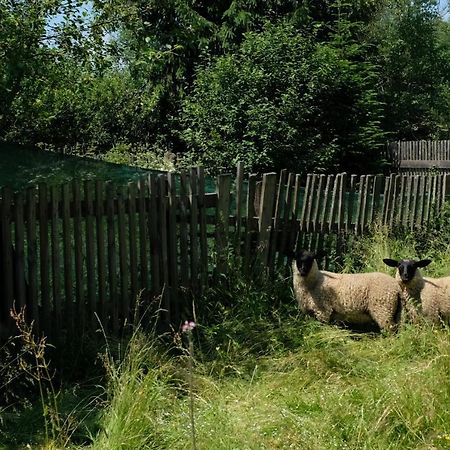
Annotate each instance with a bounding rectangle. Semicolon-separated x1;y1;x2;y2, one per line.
2;222;450;450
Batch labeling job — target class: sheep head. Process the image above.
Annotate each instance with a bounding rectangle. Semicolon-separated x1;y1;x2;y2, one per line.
292;249;326;277
383;258;432;284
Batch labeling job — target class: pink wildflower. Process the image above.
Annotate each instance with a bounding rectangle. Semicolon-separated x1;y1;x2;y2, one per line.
182;320;196;333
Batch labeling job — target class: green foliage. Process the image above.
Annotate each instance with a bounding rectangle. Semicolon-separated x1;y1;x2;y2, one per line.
370;0;450;139
181;23;386;174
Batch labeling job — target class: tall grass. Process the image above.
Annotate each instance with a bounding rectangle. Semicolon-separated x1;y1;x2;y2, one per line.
4;222;450;449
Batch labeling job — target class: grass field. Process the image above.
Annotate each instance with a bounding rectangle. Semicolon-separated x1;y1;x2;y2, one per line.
2;222;450;449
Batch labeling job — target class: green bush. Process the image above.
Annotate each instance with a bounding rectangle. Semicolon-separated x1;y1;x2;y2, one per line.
181;23;386;174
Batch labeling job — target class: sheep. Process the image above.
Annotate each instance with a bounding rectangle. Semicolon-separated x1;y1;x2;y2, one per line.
292;250;402;331
383;258;450;323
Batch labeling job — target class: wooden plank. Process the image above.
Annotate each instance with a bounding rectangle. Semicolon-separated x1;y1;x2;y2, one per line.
389;175;401;227
368;175;378;223
215;174;232;275
399;160;450;169
197;167;208;290
382;175;393;225
106;182;118;333
396;175;406;225
436;174;443;211
38;183;51;334
300;174;312;231
13;191;26;311
321;175;333;232
269;170;287;271
312;175;325;232
84;180;96;330
356;176;366;234
372;176;383;222
346;175;357;232
403;176;413;228
257;173;277;268
167;173;179;322
189;169;199;292
128;182;139;316
328;175;339;232
234;162;245;256
26;187;39;330
61;184;73;335
410;176;420;230
305;174;317;232
179;172;190;289
73;181;85;333
148;174;161;298
277;172;295;268
137;178;149;292
158;175;170;323
95;180;107;326
417;176;426;226
337;173;347;233
50;185;62;337
244;174;257;270
290;174;301;252
117;184;130;325
423;175;433;224
1;187;13;330
431;175;439;218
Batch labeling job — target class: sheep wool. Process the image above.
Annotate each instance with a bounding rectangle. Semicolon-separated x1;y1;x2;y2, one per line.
384;258;450;323
292;253;401;331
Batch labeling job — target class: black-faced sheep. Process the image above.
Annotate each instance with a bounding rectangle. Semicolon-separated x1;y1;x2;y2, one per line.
383;258;450;324
292;250;402;331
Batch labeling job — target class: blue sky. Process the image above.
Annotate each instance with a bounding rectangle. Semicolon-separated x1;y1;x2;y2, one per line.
439;0;449;18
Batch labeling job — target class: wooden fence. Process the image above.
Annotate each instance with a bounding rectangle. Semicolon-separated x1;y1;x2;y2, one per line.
1;165;450;341
388;140;450;173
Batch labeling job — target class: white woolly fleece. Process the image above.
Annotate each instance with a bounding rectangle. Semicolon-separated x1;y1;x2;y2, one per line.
292;260;401;331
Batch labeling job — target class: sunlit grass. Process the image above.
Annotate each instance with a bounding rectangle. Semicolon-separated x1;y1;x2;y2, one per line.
4;222;450;449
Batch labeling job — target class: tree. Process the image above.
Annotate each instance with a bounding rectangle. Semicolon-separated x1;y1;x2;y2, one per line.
181;23;385;174
370;0;450;139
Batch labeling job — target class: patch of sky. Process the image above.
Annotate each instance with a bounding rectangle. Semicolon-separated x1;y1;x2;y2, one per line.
45;1;94;48
439;0;449;20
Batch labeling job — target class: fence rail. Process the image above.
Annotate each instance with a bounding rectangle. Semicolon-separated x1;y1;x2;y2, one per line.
388;140;450;173
1;166;449;341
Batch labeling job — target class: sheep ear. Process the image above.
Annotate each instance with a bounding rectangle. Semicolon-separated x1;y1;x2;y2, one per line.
416;259;432;268
383;258;398;268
